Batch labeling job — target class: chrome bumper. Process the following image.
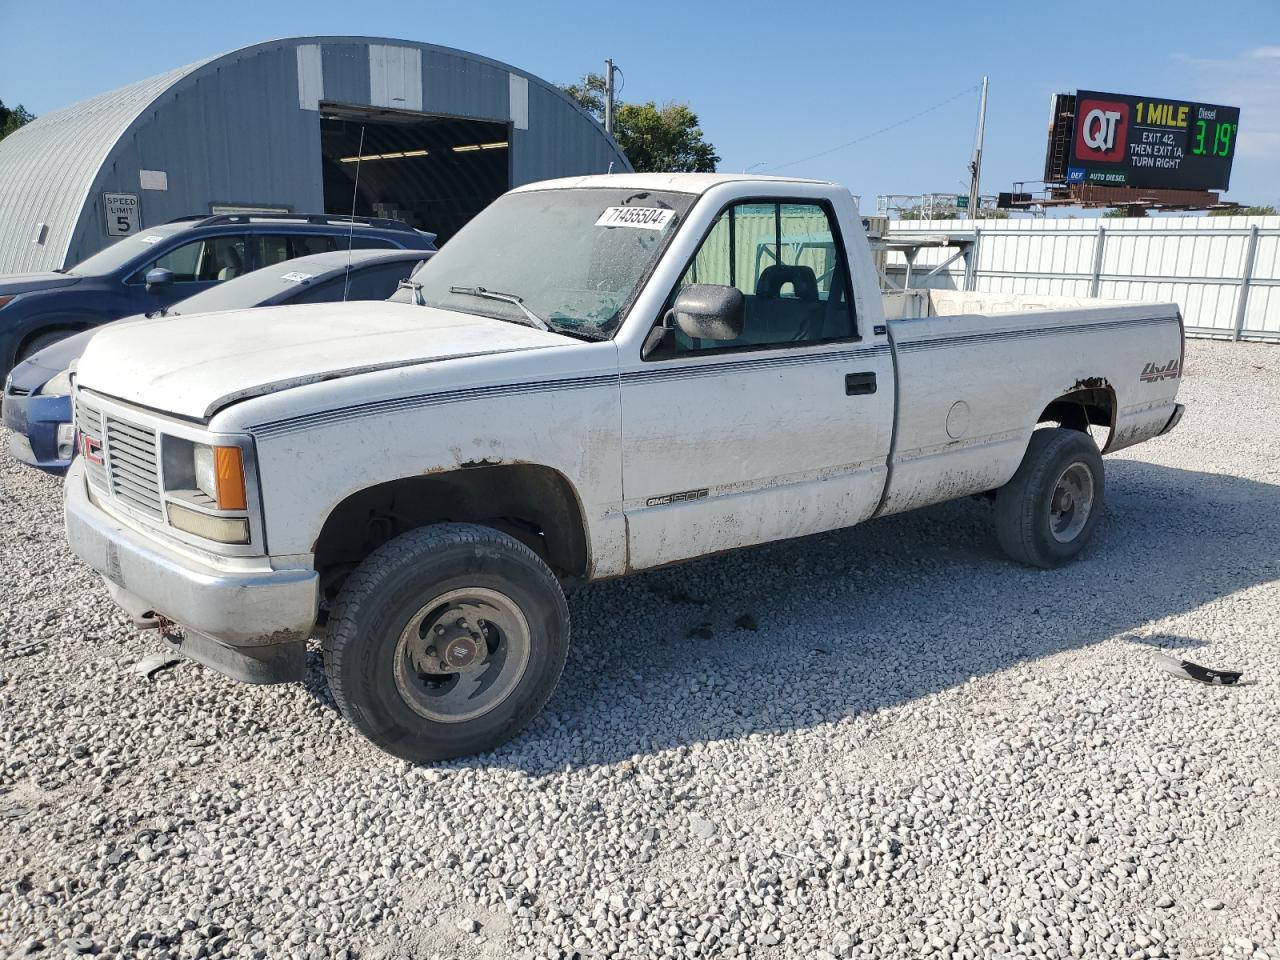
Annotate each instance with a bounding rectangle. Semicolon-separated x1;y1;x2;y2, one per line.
63;459;318;683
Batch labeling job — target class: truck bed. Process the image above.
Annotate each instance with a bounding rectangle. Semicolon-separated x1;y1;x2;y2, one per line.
882;287;1150;320
876;290;1183;516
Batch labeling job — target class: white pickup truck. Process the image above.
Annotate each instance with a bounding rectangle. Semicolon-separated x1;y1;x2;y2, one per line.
63;173;1184;760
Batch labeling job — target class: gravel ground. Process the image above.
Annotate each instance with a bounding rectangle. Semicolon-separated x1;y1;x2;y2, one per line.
2;339;1279;960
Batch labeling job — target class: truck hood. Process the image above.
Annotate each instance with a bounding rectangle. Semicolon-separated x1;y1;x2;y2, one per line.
0;271;82;295
74;301;572;420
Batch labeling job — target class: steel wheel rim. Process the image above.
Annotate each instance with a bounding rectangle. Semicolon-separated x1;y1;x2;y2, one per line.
1049;461;1095;543
392;587;531;724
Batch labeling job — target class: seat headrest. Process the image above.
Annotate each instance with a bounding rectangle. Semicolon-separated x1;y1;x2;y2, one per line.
757;264;819;301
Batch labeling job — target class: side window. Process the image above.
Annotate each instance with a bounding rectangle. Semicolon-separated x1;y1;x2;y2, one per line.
132;235;247;283
257;235;292;268
254;234;340;269
668;201;857;354
346;236;397;250
288;234;339;258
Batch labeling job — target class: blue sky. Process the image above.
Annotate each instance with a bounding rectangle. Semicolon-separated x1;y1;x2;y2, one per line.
2;0;1277;211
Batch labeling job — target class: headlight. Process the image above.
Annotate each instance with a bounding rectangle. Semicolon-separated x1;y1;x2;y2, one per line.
193;444;216;500
38;368;72;397
167;503;249;544
160;436;252;544
192;442;247;510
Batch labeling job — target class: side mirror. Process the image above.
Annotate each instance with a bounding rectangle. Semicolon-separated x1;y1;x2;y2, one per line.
668;284;744;341
145;267;174;291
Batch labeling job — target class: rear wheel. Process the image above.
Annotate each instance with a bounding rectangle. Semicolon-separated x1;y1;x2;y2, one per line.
323;523;569;762
994;428;1105;568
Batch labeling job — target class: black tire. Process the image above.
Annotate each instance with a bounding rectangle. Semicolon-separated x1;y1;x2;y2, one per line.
994;428;1105;569
323;523;569;762
18;329;75;363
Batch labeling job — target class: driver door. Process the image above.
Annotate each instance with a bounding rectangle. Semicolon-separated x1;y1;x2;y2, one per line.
619;198;894;569
125;234;248;313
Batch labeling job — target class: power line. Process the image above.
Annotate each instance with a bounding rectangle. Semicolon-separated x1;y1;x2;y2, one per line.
764;83;982;173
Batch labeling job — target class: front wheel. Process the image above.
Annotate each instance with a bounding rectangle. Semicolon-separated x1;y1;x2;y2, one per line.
18;329;75;363
994;428;1105;569
323;523;569;762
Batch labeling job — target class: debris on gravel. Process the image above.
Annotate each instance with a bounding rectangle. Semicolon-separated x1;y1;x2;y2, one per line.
2;341;1279;959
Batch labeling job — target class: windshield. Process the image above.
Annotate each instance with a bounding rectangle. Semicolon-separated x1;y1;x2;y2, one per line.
408;187;695;338
166;263;316;315
67;226;185;276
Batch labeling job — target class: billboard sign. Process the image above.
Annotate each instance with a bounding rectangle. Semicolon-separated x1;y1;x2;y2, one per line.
1068;90;1240;191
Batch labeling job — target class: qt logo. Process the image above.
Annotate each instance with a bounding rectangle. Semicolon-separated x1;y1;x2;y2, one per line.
1075;99;1129;162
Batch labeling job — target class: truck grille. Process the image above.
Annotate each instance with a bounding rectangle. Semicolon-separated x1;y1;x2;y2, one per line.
104;416;163;519
74;398;110;494
75;396;165;521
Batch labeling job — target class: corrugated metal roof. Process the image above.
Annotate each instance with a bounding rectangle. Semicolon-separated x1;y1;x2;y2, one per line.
0;60;211;274
0;37;632;274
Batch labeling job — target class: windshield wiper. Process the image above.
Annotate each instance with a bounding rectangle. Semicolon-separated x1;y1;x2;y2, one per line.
449;285;551;331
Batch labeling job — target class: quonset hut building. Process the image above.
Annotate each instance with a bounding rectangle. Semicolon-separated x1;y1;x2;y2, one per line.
0;36;632;273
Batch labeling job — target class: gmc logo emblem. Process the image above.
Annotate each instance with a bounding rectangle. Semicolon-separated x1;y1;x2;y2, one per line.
1075;99;1129;163
83;436;104;465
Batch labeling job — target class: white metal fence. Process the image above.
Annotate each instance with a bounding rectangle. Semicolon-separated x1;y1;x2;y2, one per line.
882;215;1280;341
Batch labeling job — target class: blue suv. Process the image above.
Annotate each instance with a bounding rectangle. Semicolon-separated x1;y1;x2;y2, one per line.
0;213;436;379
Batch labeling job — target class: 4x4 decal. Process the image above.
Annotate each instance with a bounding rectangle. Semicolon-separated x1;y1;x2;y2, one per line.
1140;359;1181;383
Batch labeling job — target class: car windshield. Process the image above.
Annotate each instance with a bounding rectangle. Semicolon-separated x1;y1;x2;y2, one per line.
409;187;695;339
65;226;185;276
166;263;323;314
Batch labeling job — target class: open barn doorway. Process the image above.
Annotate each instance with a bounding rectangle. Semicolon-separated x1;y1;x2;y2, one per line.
320;103;511;244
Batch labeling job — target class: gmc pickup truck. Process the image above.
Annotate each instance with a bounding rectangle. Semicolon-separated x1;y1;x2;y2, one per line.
63;174;1185;761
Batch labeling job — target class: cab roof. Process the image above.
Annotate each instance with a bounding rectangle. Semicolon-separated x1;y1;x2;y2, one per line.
511;172;834;195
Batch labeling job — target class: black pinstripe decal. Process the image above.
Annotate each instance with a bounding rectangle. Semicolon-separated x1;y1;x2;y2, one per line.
250;347;891;437
251;374;617;438
249;313;1174;438
896;314;1176;354
623;344;891;384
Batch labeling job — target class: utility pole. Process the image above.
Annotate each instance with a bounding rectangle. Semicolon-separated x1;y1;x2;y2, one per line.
967;76;988;221
604;59;616;135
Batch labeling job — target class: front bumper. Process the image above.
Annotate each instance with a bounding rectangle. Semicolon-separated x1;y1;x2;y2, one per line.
3;389;73;473
63;459;318;683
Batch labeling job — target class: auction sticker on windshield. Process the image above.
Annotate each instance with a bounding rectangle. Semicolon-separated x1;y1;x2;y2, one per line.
595;206;675;230
281;272;313;283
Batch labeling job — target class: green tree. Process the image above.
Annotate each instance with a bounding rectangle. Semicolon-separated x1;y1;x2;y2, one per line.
0;99;36;141
613;102;719;173
1209;205;1277;216
562;73;607;119
560;74;719;173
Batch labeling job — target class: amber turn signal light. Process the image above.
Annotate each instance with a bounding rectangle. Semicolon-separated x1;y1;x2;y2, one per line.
213;446;247;511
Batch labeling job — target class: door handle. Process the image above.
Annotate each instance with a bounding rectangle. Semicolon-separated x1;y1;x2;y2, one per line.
845;372;877;396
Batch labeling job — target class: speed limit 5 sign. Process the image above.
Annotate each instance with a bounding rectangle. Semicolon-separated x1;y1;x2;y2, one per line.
103;193;140;236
